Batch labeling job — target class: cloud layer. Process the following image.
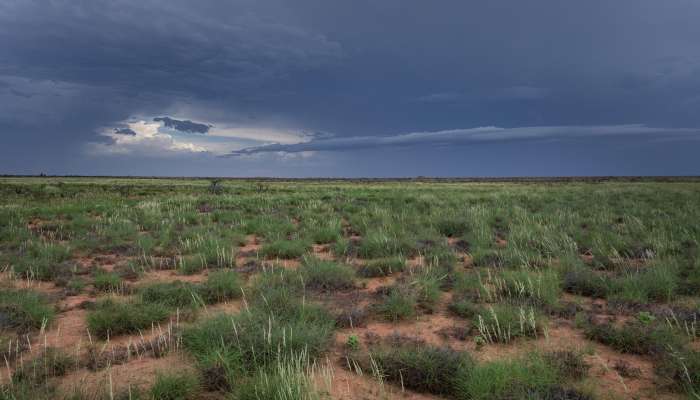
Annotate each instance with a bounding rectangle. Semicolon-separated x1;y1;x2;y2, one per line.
227;125;700;156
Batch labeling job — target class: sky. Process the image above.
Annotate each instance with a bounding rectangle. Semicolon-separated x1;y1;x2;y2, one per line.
1;0;700;177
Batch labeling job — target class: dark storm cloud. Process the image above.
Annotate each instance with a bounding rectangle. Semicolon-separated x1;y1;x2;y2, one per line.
113;127;137;136
1;0;700;175
0;1;342;94
153;117;210;134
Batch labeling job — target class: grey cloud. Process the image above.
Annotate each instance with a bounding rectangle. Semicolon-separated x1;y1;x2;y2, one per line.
0;1;342;97
113;127;137;136
414;87;550;104
227;125;700;156
490;86;550;101
414;92;463;103
154;117;211;134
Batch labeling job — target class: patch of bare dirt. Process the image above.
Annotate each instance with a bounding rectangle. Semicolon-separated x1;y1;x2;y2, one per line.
360;276;397;293
336;313;464;353
312;244;335;261
320;363;442;400
406;255;425;268
1;272;64;298
204;299;243;315
58;353;195;396
237;234;261;257
136;269;208;286
72;253;133;274
261;259;301;270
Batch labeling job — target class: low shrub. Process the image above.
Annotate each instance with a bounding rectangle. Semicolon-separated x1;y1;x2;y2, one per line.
450;271;487;306
357;232;416;259
609;264;679;305
497;268;561;308
413;269;444;312
544;350;590;380
655;349;700;397
471;249;507;268
0;289;54;332
473;304;544;344
301;258;355;292
141;271;241;309
141;281;201;308
423;245;458;269
357;257;405;278
150;371;200;400
11;348;74;385
352;342;473;396
176;254;207;275
582;318;685;356
86;299;171;339
261;239;310;259
92;270;124;293
374;286;417;321
454;353;580;400
448;297;482;319
198;270;241;303
562;265;609;298
334;307;368;328
182;305;335;393
236;351;322;400
309;226;341;244
435;219;470;237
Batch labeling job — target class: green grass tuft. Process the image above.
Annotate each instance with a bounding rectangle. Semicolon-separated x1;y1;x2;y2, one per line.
0;289;54;332
357;257;405;278
261;239;310;259
301;257;355;291
86;299;171;339
150;371;200;400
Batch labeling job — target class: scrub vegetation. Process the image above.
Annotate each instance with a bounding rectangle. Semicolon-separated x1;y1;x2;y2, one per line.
0;177;699;399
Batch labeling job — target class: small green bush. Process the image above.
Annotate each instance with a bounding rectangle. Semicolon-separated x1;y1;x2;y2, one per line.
0;289;54;332
563;265;609;298
141;281;200;308
261;239;310;259
472;304;544;344
183;307;334;390
435;219;470;237
454;353;561;400
176;255;207;275
11;348;74;385
301;258;355;292
656;349;700;397
358;257;405;278
309;226;341;244
543;350;590;380
448;297;481;318
357;232;416;258
583;319;684;356
362;343;473;395
609;264;679;304
375;286;417;321
86;299;170;339
198;270;241;303
150;371;200;400
236;352;321;400
498;268;561;307
93;270;123;293
413;270;444;312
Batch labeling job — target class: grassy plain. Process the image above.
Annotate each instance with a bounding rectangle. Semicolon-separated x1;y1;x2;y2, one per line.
0;177;699;399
